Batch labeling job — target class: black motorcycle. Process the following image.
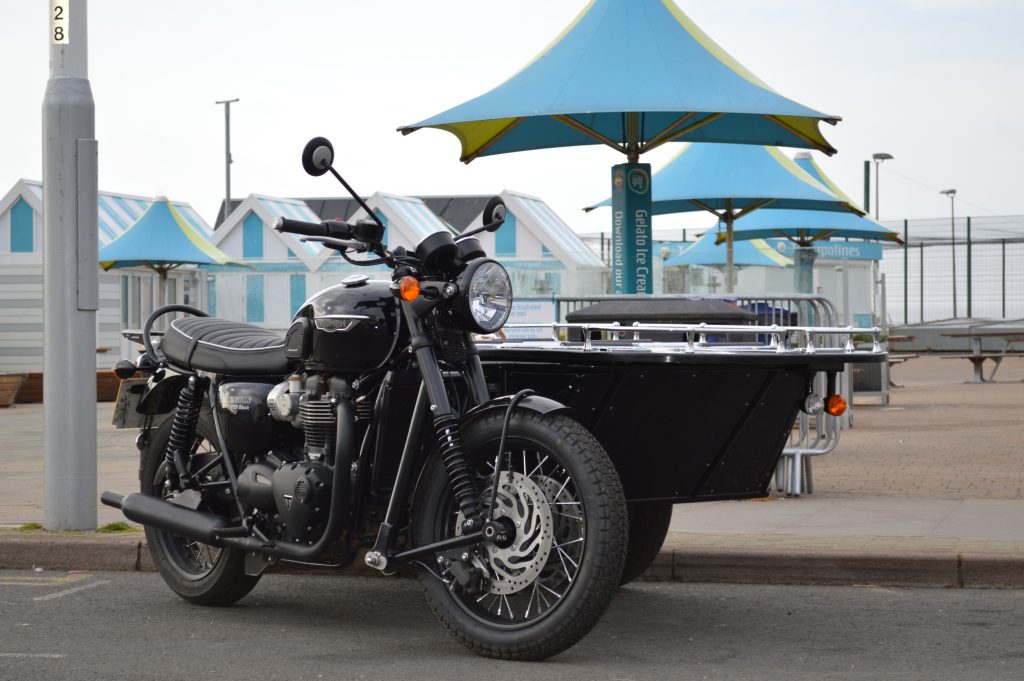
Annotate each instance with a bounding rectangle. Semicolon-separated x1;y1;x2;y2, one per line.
102;138;627;660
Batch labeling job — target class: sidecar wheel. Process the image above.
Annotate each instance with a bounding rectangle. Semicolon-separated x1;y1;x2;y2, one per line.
412;410;627;660
620;503;673;585
141;411;260;606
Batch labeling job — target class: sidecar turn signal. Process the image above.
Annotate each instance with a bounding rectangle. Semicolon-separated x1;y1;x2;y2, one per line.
824;394;847;416
399;276;420;302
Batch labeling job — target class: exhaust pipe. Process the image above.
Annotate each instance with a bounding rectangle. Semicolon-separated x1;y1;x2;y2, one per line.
101;491;231;546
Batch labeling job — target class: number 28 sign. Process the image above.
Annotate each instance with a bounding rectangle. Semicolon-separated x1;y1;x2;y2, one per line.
51;0;69;45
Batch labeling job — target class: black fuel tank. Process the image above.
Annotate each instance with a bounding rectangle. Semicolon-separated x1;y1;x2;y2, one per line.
291;278;402;372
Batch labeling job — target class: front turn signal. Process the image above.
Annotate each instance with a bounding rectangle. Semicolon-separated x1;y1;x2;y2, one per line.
399;276;420;302
824;394;847;416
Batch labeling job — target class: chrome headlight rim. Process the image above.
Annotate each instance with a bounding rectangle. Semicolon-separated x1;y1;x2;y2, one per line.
455;259;513;335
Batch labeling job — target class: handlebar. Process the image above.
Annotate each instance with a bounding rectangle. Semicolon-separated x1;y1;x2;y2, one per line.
273;217;353;240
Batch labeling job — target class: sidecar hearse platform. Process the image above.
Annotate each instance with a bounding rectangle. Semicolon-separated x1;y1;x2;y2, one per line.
477;322;885;505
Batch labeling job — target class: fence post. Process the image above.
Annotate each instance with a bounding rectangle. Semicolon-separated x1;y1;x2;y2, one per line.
1002;239;1007;319
966;216;972;318
903;219;909;325
919;242;924;323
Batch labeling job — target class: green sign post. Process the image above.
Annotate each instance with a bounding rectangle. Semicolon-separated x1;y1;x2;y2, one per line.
610;163;652;294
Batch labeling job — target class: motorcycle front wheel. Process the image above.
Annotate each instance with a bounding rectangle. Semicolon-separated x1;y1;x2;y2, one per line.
141;410;260;606
412;409;627;660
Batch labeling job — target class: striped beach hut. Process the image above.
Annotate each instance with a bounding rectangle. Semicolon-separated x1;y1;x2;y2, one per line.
0;180;212;375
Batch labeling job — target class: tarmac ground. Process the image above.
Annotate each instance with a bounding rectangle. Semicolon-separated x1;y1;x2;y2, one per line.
1;354;1022;587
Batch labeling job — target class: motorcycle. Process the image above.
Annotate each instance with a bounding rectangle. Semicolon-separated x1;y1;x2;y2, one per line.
102;137;627;660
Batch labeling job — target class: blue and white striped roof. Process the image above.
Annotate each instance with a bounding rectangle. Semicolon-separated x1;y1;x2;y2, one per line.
21;180;211;246
379;193;455;242
256;196;325;256
505;191;605;268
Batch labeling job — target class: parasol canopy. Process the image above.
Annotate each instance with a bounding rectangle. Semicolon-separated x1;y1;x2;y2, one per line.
726;152;903;294
99;197;239;313
725;152;903;245
399;0;845;294
99;197;237;272
587;143;860;290
666;229;791;268
400;0;840;161
587;143;858;215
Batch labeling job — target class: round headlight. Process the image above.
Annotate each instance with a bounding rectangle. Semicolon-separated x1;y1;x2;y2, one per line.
458;260;512;334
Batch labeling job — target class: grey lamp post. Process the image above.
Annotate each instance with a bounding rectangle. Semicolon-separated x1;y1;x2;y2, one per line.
940;189;957;317
871;153;893;220
43;0;98;529
215;98;239;223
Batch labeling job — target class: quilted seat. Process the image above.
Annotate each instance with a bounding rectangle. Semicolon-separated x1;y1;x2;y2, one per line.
160;317;290;375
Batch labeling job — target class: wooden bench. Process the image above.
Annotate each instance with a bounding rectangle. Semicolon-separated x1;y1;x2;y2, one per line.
942;331;1024;383
940;350;1024;383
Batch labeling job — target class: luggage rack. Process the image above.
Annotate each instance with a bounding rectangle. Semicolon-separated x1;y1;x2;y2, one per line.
488;322;884;355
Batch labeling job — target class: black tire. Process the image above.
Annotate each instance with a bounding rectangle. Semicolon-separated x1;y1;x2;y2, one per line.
412;410;627;660
619;503;673;585
141;410;260;606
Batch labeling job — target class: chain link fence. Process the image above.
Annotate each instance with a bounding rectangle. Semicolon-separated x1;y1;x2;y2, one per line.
879;215;1024;323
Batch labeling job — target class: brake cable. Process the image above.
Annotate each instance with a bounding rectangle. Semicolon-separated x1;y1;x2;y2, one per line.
485;389;534;520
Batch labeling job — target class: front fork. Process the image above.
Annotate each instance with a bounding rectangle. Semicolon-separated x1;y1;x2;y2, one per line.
364;303;491;571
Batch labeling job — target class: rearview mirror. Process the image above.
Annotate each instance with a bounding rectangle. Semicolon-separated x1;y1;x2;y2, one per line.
482;196;506;232
301;137;335;177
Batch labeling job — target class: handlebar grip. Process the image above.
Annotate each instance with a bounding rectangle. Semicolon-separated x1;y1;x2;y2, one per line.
273;217;327;237
273;217;354;240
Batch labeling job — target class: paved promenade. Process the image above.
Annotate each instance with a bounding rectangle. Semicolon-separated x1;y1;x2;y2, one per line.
2;355;1023;586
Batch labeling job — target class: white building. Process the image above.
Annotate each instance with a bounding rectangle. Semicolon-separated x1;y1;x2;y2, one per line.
0;180;210;373
207;190;609;330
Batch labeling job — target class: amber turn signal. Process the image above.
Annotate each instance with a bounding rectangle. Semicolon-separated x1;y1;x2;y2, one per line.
824;394;847;416
399;276;420;302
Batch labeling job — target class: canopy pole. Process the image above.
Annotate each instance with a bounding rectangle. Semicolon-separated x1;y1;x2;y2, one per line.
725;203;735;293
625;112;640;163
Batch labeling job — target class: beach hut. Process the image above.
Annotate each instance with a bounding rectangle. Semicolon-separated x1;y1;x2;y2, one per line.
0;180;210;378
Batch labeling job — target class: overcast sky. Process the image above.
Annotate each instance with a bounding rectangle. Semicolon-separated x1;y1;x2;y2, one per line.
3;0;1022;237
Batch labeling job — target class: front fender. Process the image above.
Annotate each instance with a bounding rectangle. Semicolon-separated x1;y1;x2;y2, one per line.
460;393;572;429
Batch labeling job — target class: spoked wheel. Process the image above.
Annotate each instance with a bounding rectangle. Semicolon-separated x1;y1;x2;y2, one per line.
413;410;627;660
141;410;260;606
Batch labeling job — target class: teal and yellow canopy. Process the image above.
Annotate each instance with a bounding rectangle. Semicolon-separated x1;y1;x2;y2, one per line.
401;0;840;162
99;198;238;273
729;153;904;245
587;143;860;217
666;230;792;268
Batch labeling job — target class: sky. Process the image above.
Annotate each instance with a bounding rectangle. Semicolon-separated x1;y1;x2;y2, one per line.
3;0;1023;238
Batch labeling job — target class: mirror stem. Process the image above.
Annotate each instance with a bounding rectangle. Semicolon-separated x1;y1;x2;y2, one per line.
326;165;387;232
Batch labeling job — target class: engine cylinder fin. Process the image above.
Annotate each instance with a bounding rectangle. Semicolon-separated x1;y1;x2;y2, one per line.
300;397;336;459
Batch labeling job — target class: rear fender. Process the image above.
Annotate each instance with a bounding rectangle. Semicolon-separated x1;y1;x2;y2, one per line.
137;368;189;415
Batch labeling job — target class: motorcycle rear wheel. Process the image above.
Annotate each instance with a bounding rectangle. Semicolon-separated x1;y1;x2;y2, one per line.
412;410;627;660
141;410;260;606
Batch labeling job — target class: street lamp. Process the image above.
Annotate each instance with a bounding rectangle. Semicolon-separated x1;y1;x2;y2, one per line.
215;98;239;224
872;153;893;220
940;189;957;317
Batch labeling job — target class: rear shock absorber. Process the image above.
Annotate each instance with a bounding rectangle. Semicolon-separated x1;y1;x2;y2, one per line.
433;415;481;525
164;375;204;489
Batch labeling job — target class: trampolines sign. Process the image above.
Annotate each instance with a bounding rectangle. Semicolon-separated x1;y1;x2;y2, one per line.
504;299;557;339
